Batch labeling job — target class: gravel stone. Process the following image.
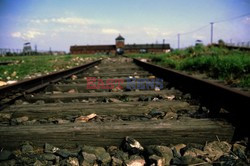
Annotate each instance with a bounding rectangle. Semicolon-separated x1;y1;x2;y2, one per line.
149;154;165;166
0;113;12;121
124;155;146;166
171;155;206;165
0;150;14;161
41;153;57;161
149;109;165;118
0;159;16;166
121;136;144;155
55;149;78;158
16;116;29;124
21;144;33;154
82;146;111;165
67;157;79;166
204;141;232;161
82;151;97;165
164;111;178;120
183;148;206;158
232;143;247;160
111;156;123;165
146;145;173;165
44;143;59;154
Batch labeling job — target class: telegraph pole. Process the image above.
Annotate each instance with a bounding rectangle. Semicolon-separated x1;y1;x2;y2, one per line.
49;47;52;55
210;22;214;44
177;33;180;49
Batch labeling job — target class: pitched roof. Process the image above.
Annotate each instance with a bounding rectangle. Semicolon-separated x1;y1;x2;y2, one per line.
124;44;170;49
116;34;125;41
70;45;116;51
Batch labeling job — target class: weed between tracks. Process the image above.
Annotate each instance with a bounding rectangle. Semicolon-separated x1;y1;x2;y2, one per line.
128;46;250;88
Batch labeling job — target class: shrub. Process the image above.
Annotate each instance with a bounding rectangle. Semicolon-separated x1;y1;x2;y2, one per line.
128;46;250;88
218;39;225;47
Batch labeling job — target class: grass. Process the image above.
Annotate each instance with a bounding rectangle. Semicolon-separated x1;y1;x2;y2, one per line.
0;54;107;81
1;48;250;88
127;45;250;88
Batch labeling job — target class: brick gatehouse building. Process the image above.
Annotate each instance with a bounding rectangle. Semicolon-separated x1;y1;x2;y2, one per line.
70;35;170;55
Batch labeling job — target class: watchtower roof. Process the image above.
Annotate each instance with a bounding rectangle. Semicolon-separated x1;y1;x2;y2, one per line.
115;34;125;41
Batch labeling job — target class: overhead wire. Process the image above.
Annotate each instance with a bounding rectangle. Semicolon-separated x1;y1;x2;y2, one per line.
214;12;250;23
180;24;209;35
175;12;250;47
177;12;250;36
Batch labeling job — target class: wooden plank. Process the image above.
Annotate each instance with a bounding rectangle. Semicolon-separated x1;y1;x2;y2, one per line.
83;70;149;75
0;118;234;149
48;82;168;92
96;64;138;68
4;101;194;119
61;77;161;83
87;66;144;72
80;73;152;78
25;90;176;102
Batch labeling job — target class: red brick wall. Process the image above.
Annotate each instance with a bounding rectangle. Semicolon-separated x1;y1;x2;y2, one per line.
116;41;125;48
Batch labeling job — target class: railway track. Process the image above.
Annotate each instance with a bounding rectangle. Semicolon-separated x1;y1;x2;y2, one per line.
0;57;249;165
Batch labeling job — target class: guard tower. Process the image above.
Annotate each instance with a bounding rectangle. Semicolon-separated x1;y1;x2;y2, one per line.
23;42;32;55
115;34;125;55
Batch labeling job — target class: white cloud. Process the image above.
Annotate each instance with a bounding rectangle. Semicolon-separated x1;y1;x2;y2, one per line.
192;34;205;40
31;19;41;24
101;28;120;34
144;27;160;37
31;17;94;25
143;27;173;37
243;17;250;24
25;31;44;39
162;32;174;36
11;32;22;38
11;30;44;39
52;17;93;25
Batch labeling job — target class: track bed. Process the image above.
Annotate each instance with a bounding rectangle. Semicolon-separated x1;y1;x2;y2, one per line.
1;57;245;166
0;57;234;148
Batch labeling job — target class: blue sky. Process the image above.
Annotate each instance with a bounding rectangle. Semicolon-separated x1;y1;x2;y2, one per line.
0;0;250;51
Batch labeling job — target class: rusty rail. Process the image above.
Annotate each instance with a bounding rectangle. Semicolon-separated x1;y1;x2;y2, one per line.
133;58;250;139
0;61;14;65
0;59;101;110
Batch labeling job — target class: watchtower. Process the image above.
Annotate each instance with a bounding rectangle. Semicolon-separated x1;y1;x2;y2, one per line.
23;42;32;55
115;34;125;55
115;34;125;48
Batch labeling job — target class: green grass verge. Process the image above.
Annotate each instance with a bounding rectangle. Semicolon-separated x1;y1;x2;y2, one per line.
127;45;250;88
0;54;107;81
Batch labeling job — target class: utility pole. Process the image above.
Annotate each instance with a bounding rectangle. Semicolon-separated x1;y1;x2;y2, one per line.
49;47;52;55
210;22;214;44
177;33;180;49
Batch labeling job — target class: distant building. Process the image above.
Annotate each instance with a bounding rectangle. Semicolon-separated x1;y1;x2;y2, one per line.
115;35;125;55
23;42;32;54
51;51;66;55
124;43;171;54
70;35;170;55
195;40;203;46
70;45;116;55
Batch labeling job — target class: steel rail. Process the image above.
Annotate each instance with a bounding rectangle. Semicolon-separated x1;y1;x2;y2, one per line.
212;44;250;51
0;61;14;65
133;58;250;139
0;59;101;110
